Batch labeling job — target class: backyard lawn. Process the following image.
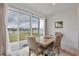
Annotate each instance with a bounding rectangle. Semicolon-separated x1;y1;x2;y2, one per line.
19;31;30;41
9;31;38;42
9;31;30;42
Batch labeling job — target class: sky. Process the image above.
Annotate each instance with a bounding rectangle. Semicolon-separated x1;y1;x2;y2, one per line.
8;10;44;29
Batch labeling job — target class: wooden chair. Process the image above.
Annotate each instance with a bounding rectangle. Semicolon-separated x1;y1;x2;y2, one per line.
55;32;63;38
27;37;43;56
53;34;63;55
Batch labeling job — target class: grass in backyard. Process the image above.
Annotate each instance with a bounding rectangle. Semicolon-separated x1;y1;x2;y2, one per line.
9;32;17;42
9;31;39;42
9;31;30;42
19;31;30;41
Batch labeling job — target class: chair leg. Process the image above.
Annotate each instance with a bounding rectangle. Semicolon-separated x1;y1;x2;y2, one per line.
52;47;56;55
57;47;61;55
29;49;31;56
58;48;60;55
53;47;59;55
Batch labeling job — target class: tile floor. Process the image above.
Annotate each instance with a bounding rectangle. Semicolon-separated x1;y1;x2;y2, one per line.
22;46;70;56
10;46;71;56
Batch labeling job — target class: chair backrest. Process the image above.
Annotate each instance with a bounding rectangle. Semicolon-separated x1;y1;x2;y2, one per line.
55;32;61;36
54;34;63;48
27;37;37;51
55;32;63;39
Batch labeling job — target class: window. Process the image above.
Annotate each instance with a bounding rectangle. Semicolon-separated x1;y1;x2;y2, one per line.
18;13;31;48
7;10;19;51
39;19;45;38
8;10;18;42
19;14;30;41
31;16;39;37
7;8;45;52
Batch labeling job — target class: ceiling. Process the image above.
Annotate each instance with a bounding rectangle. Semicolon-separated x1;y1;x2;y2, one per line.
9;3;79;18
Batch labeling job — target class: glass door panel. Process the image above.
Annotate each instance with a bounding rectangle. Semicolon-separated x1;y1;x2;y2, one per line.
19;14;31;48
8;10;19;51
31;17;39;37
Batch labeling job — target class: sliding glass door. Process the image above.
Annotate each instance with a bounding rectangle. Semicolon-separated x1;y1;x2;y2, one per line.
7;9;31;51
8;10;19;51
7;8;45;55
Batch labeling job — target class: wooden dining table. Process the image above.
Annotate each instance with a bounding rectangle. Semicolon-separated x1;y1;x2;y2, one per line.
37;37;55;47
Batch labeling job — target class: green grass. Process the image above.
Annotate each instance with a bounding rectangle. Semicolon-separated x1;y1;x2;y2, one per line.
9;32;17;42
9;31;38;42
19;31;30;41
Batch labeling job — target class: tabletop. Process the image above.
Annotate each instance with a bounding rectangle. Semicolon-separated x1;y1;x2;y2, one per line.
38;37;55;47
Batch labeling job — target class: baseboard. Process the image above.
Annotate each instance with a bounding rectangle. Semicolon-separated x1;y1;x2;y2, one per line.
61;48;79;56
61;42;79;56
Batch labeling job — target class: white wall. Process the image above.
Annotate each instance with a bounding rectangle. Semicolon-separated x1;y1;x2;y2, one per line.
47;7;79;50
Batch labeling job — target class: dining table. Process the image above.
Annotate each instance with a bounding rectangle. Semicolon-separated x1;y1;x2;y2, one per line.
37;37;55;48
36;37;55;56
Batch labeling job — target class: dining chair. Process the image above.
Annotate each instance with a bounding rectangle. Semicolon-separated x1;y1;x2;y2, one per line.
53;34;63;55
27;36;43;56
55;32;63;38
